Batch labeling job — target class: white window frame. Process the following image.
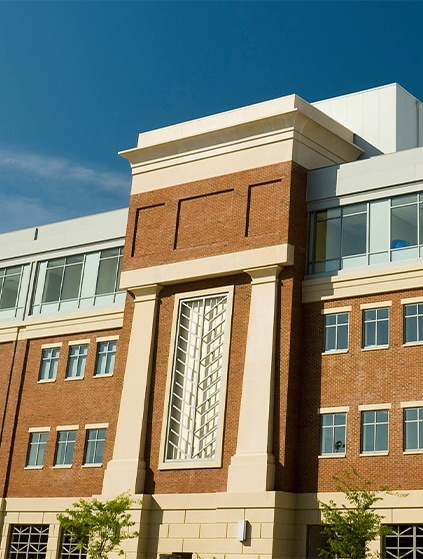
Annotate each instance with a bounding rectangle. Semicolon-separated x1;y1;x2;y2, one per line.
38;346;61;382
7;525;49;559
319;411;347;457
26;429;50;469
94;340;117;377
65;343;88;380
159;285;234;470
322;310;350;353
362;306;390;349
31;247;124;316
403;302;423;345
53;428;77;467
403;406;423;453
360;409;389;454
83;427;107;466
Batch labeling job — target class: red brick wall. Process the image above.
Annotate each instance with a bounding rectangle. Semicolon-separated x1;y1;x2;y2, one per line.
274;163;308;492
136;162;309;494
0;339;29;497
124;162;295;271
298;288;423;492
5;325;125;498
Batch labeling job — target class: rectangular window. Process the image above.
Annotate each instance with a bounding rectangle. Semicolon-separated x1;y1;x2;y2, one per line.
54;430;76;466
26;432;48;467
31;248;124;316
306;525;331;559
404;303;423;344
66;345;88;379
361;410;389;453
95;248;122;295
8;525;49;559
84;429;106;465
320;413;346;455
404;407;423;451
384;525;423;559
391;194;418;249
38;347;60;381
0;266;23;310
95;341;116;376
42;256;84;304
363;307;389;348
308;204;367;274
324;313;349;352
165;293;229;463
60;533;87;559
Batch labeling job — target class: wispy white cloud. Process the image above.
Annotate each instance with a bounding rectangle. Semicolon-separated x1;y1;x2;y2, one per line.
0;194;66;234
0;146;129;193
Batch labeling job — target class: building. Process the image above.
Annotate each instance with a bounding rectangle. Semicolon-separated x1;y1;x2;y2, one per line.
1;83;423;559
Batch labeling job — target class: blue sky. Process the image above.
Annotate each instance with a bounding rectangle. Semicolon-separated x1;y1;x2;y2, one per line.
0;1;422;233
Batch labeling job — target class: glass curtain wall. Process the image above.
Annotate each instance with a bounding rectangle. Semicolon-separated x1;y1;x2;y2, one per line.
308;193;423;274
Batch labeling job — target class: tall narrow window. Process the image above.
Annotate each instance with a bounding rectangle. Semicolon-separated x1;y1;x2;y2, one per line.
84;429;106;465
54;430;76;466
0;266;23;310
26;432;48;467
66;345;88;379
95;248;122;296
39;347;60;381
391;194;418;249
404;303;423;344
324;313;349;352
165;293;229;463
320;413;346;455
404;407;423;451
363;307;389;348
361;410;389;453
95;341;116;376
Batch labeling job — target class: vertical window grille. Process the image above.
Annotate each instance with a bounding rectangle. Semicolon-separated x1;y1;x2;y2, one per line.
39;347;60;381
7;525;49;559
95;341;117;376
66;345;88;379
165;294;228;462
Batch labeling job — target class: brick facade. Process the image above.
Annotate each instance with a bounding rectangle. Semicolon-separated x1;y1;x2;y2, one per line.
298;288;423;492
2;326;125;498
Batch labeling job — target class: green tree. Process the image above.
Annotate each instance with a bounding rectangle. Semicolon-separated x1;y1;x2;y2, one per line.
57;493;139;559
317;468;403;559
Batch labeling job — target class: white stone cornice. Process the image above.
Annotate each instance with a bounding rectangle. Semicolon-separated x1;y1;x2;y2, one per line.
121;244;293;291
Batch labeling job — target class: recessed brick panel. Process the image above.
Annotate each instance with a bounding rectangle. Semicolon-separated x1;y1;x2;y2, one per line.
132;203;166;257
174;190;234;249
246;180;284;237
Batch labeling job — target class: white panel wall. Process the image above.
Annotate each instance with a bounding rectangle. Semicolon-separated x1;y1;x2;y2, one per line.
313;84;399;157
397;85;422;151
